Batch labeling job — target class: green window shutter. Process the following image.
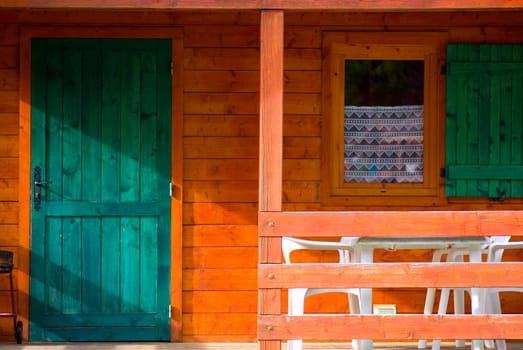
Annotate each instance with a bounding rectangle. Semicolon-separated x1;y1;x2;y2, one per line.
446;44;523;198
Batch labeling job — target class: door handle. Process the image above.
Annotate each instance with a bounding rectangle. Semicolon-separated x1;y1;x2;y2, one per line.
34;166;52;211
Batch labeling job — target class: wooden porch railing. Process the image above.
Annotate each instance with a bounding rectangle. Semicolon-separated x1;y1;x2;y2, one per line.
257;210;523;348
256;9;523;350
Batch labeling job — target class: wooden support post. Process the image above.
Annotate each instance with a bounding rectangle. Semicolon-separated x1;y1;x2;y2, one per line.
258;9;284;350
259;9;283;211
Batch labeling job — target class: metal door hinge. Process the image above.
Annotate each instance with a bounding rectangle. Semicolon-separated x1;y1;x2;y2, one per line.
169;183;174;197
169;304;172;318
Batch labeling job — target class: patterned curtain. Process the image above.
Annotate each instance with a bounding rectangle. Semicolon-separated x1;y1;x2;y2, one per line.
344;105;424;184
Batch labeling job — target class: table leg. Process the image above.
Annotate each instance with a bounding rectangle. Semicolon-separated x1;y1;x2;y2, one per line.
453;254;466;348
469;249;484;350
356;246;374;350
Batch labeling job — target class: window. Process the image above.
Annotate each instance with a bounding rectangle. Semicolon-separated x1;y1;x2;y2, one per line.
322;32;446;204
344;60;424;184
445;44;523;199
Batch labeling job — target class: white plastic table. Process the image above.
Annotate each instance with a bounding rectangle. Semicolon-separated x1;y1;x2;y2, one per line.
353;236;488;350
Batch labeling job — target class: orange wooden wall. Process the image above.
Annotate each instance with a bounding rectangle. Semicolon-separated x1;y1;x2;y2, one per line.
0;9;523;342
0;21;20;341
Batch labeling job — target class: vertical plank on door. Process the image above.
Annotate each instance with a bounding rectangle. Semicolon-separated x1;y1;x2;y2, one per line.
28;38;47;339
100;49;122;313
120;50;141;312
62;46;82;313
139;50;159;313
81;48;102;313
155;39;173;339
45;39;64;313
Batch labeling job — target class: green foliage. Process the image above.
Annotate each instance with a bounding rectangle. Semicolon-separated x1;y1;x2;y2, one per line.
345;60;424;106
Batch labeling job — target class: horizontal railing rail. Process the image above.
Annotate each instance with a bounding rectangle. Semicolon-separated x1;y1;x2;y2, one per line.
257;210;523;343
259;210;523;237
259;263;523;289
258;314;523;340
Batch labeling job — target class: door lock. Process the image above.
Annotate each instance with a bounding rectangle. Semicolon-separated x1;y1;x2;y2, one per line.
34;166;52;211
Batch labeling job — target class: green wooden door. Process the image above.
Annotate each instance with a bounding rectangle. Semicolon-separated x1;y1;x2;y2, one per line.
30;39;172;341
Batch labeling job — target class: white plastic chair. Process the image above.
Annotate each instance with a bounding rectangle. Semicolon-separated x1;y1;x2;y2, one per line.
418;236;511;350
282;236;361;350
482;240;523;350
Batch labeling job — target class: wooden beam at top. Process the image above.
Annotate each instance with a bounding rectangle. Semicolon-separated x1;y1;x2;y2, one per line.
1;0;523;10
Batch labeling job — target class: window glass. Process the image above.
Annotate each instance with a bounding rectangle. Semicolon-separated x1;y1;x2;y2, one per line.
344;60;424;183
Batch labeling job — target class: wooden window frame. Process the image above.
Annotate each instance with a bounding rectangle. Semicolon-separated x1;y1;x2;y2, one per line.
321;32;447;206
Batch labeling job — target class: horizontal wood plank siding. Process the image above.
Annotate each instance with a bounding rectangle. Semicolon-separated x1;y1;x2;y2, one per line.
0;20;19;344
1;9;523;343
0;25;18;258
182;19;262;341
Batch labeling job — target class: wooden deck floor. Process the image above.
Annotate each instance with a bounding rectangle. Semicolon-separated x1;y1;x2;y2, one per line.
1;342;523;350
